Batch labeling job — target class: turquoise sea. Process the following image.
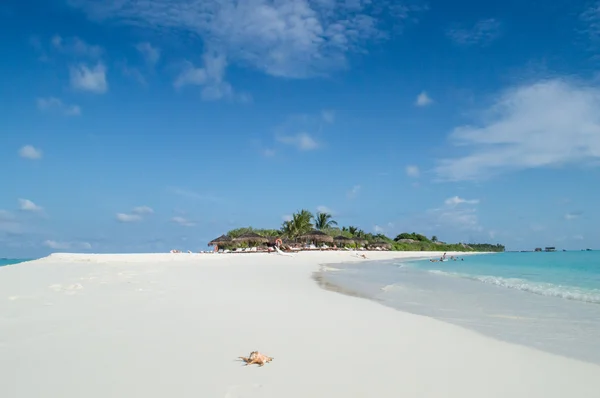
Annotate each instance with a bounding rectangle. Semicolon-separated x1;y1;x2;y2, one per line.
0;258;31;267
318;251;600;364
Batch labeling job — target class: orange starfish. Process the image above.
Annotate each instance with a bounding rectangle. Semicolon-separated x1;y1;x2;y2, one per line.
239;351;274;367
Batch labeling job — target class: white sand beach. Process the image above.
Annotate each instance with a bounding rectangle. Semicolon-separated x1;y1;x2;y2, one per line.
2;251;599;398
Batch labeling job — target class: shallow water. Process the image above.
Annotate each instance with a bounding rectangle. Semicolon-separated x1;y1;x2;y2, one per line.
0;258;30;268
317;252;600;364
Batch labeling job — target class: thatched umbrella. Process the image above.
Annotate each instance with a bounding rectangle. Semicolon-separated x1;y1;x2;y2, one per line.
352;237;368;247
233;232;269;245
299;230;334;244
208;234;233;246
334;236;355;246
369;241;392;249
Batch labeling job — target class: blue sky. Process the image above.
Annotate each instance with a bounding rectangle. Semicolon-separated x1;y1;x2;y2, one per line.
1;0;599;257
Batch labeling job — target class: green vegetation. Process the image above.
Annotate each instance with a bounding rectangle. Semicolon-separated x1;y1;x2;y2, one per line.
223;209;504;252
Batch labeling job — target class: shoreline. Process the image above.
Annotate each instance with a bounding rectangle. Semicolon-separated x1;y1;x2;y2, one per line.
2;251;599;398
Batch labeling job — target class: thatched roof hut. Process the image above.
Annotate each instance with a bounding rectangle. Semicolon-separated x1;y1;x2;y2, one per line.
233;232;268;244
299;230;334;243
208;234;233;246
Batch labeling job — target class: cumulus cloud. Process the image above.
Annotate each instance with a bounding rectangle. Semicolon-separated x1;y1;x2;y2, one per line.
373;225;385;233
282;214;293;222
276;132;319;150
116;206;154;222
68;0;426;78
18;145;42;160
347;185;361;199
415;91;432;106
446;18;502;46
18;199;43;212
435;79;600;181
174;52;250;102
69;63;108;93
136;42;160;65
43;240;92;250
37;97;81;116
444;196;480;206
171;216;195;226
51;35;103;58
132;206;154;214
405;165;420;178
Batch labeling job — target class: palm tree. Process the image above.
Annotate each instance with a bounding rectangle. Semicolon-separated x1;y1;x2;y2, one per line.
431;235;438;242
314;212;338;230
280;209;314;238
348;226;358;235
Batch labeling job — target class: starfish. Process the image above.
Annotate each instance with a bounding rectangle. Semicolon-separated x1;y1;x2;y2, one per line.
239;351;274;367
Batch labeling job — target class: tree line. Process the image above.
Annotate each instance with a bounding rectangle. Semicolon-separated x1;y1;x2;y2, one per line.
224;209;504;252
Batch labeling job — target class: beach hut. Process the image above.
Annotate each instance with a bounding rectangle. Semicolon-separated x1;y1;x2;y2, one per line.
233;232;269;246
208;234;233;246
299;230;334;244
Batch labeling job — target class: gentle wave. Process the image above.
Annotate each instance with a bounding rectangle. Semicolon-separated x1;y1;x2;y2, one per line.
428;270;600;304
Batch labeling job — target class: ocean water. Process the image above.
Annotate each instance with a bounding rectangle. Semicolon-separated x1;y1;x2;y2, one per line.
0;258;31;267
317;251;600;364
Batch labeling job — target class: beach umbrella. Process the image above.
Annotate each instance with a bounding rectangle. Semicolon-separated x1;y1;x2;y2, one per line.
233;232;269;245
299;230;334;243
334;236;355;245
369;241;392;249
352;237;368;246
208;234;233;246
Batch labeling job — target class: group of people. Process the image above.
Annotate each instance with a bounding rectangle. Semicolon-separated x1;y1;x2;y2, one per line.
430;252;464;262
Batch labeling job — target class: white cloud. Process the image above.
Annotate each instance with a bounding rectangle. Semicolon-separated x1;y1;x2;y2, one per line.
424;197;482;233
18;145;42;160
565;211;583;220
51;35;103;58
415;91;432;106
581;2;600;42
37;97;81;116
18;199;43;212
136;42;160;65
43;240;92;250
347;185;361;199
174;52;250;102
444;196;480;206
405;165;420;178
316;205;333;214
373;225;385;233
69;63;108;93
171;216;195;227
322;110;335;123
68;0;425;79
132;206;154;215
276;132;319;150
446;18;502;46
116;206;154;222
435;79;600;181
282;214;293;222
116;213;142;223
